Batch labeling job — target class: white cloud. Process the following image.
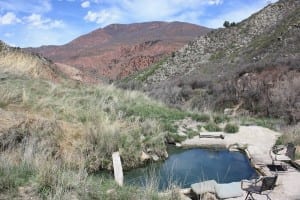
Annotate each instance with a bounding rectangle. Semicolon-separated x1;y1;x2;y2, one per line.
83;0;226;26
81;1;90;8
24;14;64;29
0;0;52;14
0;12;21;25
84;9;121;26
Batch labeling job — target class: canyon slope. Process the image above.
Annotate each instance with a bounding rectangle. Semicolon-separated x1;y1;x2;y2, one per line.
0;40;98;83
121;0;300;122
0;41;60;81
26;21;210;81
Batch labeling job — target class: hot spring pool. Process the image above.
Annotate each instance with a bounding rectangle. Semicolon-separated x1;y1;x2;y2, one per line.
124;147;258;189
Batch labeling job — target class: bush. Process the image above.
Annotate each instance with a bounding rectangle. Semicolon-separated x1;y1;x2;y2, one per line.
204;122;222;132
224;123;239;133
191;113;210;122
213;114;229;124
167;133;187;143
186;129;199;138
223;21;230;28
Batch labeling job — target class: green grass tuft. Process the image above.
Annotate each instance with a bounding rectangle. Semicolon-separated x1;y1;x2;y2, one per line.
213;114;229;124
204;122;222;132
191;113;210;122
224;123;239;133
0;163;34;193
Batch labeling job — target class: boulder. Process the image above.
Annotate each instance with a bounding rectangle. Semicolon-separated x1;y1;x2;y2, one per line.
140;151;151;162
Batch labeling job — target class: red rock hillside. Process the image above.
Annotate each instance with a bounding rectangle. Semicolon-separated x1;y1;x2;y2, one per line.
26;21;210;82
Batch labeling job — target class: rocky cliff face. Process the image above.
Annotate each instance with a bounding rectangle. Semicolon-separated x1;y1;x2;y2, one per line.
122;0;300;122
143;0;299;85
26;21;210;82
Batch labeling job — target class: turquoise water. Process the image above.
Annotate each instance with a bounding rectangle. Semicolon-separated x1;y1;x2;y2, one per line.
124;147;258;189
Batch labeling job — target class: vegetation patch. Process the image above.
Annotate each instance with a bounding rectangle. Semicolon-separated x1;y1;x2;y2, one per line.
240;116;284;130
168;133;187;143
122;58;166;83
224;123;239;133
275;123;300;159
0;163;34;193
209;50;226;61
204;122;222;132
186;129;199;138
213;114;230;124
191;113;210;122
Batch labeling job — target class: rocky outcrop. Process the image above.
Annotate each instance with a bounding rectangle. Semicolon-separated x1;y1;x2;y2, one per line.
144;0;300;86
26;21;210;82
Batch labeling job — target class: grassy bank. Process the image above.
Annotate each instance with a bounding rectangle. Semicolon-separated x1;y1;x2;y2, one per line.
0;72;191;199
0;160;180;199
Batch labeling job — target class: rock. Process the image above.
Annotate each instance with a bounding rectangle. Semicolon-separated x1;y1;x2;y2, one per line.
106;189;116;194
178;131;187;137
141;151;151;162
176;143;182;147
151;154;159;161
224;108;234;115
166;136;176;144
163;150;169;158
146;148;153;153
201;192;217;200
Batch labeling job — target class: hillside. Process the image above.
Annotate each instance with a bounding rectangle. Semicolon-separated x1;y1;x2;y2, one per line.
0;40;101;83
0;41;60;81
121;0;300;123
1;41;223;199
26;21;210;81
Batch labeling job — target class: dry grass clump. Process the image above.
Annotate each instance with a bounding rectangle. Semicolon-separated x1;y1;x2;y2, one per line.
0;74;169;169
276;123;300;159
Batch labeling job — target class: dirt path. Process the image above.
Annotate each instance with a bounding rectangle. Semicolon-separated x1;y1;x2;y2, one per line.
181;126;300;200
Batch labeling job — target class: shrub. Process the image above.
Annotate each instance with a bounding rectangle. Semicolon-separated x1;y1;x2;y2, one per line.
191;113;210;122
186;129;199;138
213;114;229;124
230;22;236;27
223;21;230;28
224;123;239;133
168;133;186;143
204;122;221;132
223;21;236;28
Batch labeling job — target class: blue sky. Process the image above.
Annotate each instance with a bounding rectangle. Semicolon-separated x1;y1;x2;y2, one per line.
0;0;277;47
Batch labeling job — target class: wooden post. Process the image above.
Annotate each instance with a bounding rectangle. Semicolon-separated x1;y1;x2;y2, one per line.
112;151;123;186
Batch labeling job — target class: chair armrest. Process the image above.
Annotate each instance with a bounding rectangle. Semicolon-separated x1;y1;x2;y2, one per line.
241;177;262;189
241;179;255;189
272;145;286;154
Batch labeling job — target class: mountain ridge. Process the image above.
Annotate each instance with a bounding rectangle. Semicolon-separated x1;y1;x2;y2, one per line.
26;21;210;81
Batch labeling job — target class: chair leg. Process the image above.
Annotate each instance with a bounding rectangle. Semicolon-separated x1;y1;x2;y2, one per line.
244;192;255;200
244;192;250;200
249;193;255;200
